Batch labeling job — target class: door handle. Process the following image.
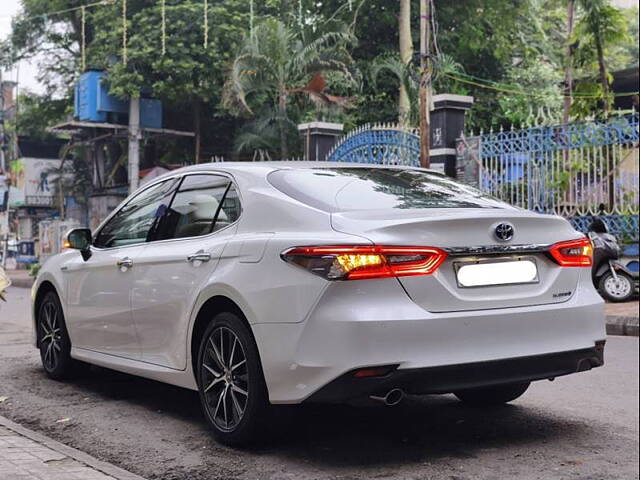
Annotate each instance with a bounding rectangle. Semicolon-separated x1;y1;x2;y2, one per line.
187;251;211;263
117;257;134;270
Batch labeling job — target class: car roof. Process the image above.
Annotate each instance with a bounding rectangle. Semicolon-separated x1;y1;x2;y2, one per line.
139;162;448;194
167;161;443;176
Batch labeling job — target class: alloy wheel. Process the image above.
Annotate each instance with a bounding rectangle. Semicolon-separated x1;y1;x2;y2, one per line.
200;326;249;432
40;301;62;371
603;274;632;299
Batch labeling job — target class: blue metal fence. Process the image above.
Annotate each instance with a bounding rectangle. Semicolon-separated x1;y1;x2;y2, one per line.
480;114;639;156
325;115;639;242
471;114;639;241
473;113;639;218
568;214;639;242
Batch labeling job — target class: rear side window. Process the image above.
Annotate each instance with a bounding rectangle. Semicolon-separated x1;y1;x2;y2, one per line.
153;174;240;240
268;168;506;212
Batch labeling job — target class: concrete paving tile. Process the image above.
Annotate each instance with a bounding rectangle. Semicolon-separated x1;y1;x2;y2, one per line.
0;418;141;480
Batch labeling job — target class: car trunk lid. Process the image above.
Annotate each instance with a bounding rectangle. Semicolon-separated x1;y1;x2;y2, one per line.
331;208;585;312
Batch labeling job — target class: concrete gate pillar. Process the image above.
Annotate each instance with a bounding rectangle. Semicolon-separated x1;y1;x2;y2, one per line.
429;94;474;177
298;122;344;161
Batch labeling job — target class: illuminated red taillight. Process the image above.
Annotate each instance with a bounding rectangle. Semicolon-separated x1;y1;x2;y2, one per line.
281;245;448;280
549;237;593;267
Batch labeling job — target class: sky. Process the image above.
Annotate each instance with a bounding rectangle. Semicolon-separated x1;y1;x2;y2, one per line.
1;0;639;96
1;0;42;93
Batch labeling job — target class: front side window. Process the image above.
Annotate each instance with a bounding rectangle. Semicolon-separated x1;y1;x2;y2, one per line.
94;179;179;248
154;174;240;240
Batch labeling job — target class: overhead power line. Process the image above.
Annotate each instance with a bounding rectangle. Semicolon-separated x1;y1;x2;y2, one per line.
442;72;639;99
3;1;638;103
0;0;116;21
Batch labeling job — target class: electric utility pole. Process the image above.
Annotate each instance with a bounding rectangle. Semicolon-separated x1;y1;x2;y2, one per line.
419;0;431;168
128;97;140;194
0;70;6;174
1;70;8;268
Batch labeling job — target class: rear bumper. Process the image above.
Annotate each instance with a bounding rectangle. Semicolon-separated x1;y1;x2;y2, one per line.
306;342;605;403
252;276;606;404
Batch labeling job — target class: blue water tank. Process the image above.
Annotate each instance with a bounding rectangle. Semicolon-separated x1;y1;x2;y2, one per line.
97;78;128;115
75;71;107;122
74;71;139;122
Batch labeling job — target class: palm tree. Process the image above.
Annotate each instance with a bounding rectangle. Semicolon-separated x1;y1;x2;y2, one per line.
370;52;462;127
370;54;419;125
224;19;359;158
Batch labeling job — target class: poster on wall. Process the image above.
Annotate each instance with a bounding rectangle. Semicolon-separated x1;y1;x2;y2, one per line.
9;157;68;207
455;137;481;188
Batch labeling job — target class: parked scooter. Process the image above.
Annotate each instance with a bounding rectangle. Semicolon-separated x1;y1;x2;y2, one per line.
588;217;639;302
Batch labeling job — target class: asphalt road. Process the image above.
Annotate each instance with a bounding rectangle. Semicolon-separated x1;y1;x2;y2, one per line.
1;286;638;480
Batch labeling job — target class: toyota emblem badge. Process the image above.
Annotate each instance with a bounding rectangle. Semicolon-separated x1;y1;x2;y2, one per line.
494;223;514;241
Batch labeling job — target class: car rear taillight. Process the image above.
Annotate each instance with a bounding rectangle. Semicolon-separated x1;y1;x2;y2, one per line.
281;245;448;280
549;238;593;267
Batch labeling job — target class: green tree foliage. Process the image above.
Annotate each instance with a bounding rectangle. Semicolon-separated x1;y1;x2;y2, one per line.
573;0;630;113
88;0;251;161
499;61;565;127
223;18;359;158
3;0;255;160
2;0;637;159
617;6;639;68
370;53;419;125
1;0;83;96
12;93;69;139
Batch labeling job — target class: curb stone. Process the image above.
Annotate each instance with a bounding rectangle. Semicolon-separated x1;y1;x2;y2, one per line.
0;414;147;480
606;315;639;337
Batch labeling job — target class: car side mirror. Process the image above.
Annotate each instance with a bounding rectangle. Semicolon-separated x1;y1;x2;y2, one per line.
63;228;93;261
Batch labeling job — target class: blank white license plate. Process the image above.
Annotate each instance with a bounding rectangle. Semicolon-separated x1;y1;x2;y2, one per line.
456;259;539;288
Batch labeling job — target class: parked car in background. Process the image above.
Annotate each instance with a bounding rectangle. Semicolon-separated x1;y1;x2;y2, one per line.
32;162;606;445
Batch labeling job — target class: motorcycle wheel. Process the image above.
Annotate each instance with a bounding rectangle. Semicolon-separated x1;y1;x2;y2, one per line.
599;271;634;302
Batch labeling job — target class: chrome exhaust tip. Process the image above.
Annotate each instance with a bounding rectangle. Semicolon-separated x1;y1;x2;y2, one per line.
370;388;405;406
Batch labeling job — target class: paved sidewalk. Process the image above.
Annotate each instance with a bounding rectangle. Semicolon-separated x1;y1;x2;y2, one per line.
5;269;33;289
0;415;145;480
605;300;639;318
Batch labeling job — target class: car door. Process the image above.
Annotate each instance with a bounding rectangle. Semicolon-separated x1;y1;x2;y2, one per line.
131;173;241;369
63;178;180;359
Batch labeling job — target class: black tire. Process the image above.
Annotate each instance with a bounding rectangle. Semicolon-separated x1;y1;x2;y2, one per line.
37;291;79;380
598;271;634;302
196;312;269;446
454;382;530;406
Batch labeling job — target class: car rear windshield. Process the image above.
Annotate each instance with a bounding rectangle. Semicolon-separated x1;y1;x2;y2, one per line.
268;167;506;212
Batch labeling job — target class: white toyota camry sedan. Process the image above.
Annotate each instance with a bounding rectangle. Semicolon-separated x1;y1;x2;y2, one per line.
32;162;605;444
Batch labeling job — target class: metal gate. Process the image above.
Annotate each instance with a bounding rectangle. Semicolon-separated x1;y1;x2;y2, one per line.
325;115;639;241
326;124;420;166
457;113;639;240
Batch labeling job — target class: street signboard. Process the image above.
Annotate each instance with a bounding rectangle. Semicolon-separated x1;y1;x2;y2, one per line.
9;157;71;208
